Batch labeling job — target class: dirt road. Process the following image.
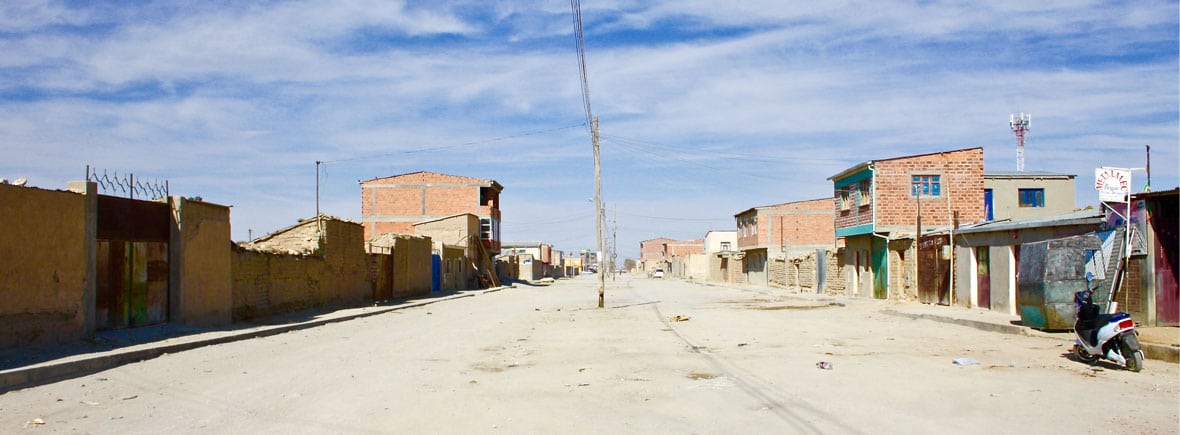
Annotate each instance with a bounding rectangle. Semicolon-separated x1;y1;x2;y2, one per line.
2;276;1176;434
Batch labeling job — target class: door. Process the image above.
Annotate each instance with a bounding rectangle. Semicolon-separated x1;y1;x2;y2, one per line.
984;189;994;221
1150;198;1179;325
431;253;442;292
918;235;950;304
977;246;991;309
95;194;171;330
872;237;888;299
96;240;169;328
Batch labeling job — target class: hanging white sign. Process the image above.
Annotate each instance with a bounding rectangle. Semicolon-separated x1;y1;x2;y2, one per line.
1094;167;1131;202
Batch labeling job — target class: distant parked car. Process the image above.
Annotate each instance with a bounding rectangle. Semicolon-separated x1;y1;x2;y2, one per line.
652;269;664;278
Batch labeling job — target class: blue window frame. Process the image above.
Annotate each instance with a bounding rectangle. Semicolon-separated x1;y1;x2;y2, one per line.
1018;188;1044;207
911;175;941;197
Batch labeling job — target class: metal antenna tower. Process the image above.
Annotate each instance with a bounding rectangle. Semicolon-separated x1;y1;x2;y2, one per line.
1009;113;1031;172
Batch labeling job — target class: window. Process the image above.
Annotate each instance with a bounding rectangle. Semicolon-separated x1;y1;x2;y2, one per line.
1018;188;1044;207
479;187;495;206
858;179;871;205
720;242;731;251
480;218;500;241
839;189;851;210
911;175;941;197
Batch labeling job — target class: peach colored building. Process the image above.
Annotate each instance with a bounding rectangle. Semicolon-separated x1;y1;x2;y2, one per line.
734;198;835;286
359;171;503;253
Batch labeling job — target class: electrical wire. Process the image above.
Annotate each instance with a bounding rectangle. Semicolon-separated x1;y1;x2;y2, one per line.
318;122;586;164
602;133;850;164
570;0;594;129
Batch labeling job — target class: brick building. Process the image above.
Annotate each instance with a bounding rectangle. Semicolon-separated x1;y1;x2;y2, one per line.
734;198;835;286
665;239;704;278
639;237;675;272
829;147;985;300
359;171;503;253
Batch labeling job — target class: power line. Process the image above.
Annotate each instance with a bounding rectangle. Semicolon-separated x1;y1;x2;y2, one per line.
319;122;586;164
601;133;850;164
570;0;594;128
616;211;732;222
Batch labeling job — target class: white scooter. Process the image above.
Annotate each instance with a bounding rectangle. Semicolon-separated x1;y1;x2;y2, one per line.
1072;289;1144;372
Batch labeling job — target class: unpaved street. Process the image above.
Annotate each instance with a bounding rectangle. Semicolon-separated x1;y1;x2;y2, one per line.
2;276;1177;434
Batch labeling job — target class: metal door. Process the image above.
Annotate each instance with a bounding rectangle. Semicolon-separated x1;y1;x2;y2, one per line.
95;195;171;330
872;237;887;299
96;240;168;328
977;246;991;309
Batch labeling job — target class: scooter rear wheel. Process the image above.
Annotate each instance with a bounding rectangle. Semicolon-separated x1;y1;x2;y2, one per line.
1122;345;1144;372
1073;344;1098;364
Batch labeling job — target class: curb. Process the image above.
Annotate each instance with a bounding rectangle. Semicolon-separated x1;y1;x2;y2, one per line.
881;309;1179;364
0;289;501;394
881;309;1034;337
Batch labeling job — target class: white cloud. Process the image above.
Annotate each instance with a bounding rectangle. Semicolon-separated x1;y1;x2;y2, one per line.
0;0;1175;258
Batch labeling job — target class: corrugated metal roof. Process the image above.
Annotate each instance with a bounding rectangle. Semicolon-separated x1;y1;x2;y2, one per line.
984;171;1075;178
954;209;1103;234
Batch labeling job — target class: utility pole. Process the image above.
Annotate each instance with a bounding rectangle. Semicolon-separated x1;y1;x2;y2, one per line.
914;179;922;300
594;116;604;308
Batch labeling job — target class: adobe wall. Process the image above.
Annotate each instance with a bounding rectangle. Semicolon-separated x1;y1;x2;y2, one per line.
414;215;478;248
171;197;233;327
390;235;432;298
0;184;91;348
231;219;373;320
777;249;848;295
496;255;519;282
888;239;917;301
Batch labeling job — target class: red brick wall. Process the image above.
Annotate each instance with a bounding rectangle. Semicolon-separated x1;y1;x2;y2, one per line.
360;172;502;242
739;198;835;250
425;186;480;215
834;194;874;229
873;148;984;228
369;186;423;216
667;239;704;256
640;238;674;262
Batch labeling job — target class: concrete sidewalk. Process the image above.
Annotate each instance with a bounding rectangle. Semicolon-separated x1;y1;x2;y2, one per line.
0;287;509;394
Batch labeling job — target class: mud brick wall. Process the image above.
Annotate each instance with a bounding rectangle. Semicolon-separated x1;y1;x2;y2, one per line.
779;249;848;295
769;257;787;288
0;184;90;348
232;219;372;321
824;249;848;295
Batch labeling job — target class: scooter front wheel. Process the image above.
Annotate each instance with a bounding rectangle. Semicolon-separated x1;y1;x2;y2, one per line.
1073;344;1099;364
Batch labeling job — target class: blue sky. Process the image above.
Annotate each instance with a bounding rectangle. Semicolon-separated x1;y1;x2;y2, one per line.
2;1;1177;260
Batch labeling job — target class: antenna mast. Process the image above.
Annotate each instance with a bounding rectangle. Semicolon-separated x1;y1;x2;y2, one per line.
1009;113;1031;172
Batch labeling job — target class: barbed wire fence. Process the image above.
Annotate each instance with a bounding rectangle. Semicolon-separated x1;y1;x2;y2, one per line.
86;165;169;200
